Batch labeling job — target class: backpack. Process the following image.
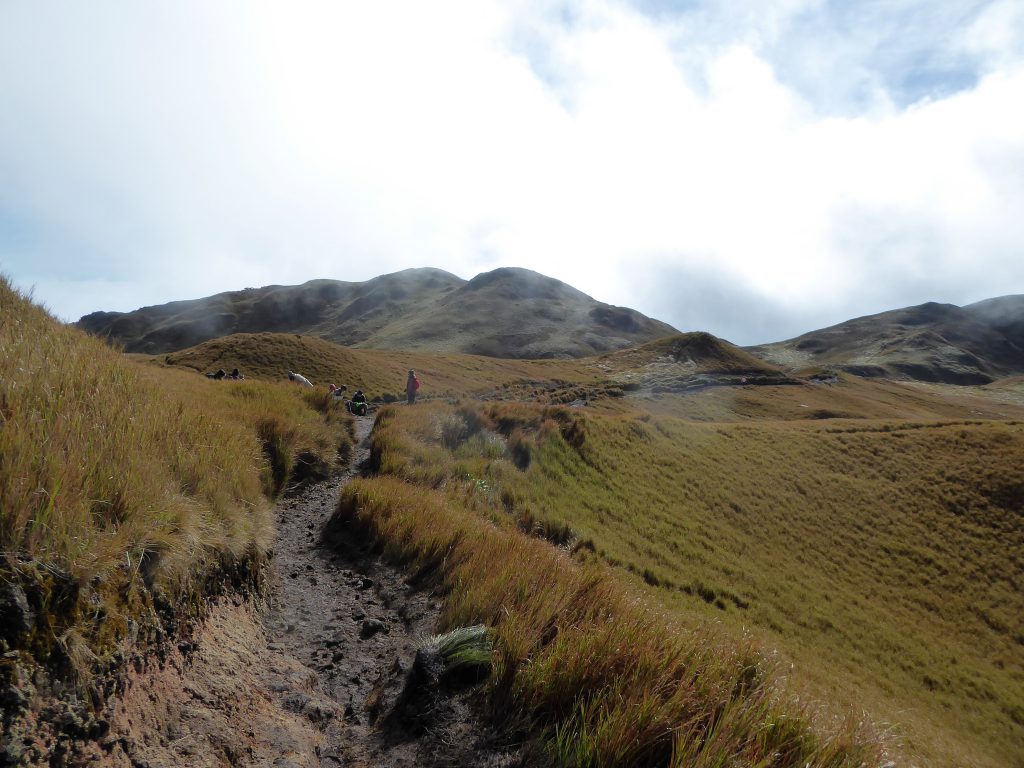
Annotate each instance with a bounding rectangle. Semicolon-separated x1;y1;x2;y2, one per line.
413;376;420;390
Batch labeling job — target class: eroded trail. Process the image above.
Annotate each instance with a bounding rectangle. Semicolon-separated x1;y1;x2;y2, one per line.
105;416;521;768
261;416;520;768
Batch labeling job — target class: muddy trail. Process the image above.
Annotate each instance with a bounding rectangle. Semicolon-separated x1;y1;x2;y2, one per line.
97;416;525;768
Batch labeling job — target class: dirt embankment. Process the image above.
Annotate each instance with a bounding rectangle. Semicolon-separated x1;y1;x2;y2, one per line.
8;417;523;767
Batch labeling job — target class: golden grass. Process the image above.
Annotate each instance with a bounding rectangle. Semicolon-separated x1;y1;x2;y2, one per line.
330;403;888;766
0;278;351;670
151;331;605;401
347;399;1023;767
10;277;1023;765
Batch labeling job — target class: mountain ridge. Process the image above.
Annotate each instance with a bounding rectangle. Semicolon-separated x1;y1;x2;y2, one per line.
747;297;1024;384
77;267;678;360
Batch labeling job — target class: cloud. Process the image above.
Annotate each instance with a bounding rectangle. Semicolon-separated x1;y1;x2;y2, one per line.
0;0;1022;342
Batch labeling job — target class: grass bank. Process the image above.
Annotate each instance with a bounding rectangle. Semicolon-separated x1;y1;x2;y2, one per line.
365;399;1024;766
329;402;886;766
0;278;352;701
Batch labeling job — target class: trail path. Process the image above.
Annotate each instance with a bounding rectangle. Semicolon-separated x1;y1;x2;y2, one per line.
260;416;520;768
104;417;521;768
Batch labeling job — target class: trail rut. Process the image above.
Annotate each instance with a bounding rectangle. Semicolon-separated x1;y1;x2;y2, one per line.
98;416;524;768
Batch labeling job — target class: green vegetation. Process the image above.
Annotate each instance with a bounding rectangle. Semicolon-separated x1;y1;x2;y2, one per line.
0;278;351;678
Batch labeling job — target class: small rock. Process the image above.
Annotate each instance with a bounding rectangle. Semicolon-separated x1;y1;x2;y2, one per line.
0;582;34;642
303;700;335;724
351;609;366;621
357;577;373;590
1;685;28;711
360;619;388;639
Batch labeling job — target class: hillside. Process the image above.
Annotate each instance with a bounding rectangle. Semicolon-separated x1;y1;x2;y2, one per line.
748;298;1024;384
77;267;678;359
12;281;1024;766
0;278;354;764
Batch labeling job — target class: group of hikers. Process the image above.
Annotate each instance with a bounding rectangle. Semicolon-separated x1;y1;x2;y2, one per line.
205;366;421;414
285;368;421;414
205;367;244;380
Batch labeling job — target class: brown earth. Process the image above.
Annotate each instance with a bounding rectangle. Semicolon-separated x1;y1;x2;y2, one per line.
22;417;525;767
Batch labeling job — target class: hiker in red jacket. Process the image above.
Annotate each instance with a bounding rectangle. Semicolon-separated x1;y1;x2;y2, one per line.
406;369;420;404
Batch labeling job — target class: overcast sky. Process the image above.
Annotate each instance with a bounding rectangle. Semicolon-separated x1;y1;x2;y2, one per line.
2;1;1022;345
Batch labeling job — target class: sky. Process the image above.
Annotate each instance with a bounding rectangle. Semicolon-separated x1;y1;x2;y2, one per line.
1;0;1022;345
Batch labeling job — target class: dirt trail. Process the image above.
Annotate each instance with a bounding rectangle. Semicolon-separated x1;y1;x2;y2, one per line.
104;415;523;768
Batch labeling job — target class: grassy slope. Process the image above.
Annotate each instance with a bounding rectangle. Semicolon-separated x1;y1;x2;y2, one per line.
150;331;604;398
508;410;1024;765
344;388;1024;765
0;280;351;679
14;299;1023;765
338;405;884;767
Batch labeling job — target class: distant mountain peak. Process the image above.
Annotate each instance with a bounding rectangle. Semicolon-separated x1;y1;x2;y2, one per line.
77;267;677;359
748;295;1024;384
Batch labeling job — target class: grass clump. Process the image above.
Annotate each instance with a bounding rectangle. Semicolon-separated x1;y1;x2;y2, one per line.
416;625;492;681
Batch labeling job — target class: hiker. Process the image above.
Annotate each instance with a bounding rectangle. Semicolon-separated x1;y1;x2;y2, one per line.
227;367;243;380
328;383;347;399
406;369;420;405
349;389;368;416
288;370;313;388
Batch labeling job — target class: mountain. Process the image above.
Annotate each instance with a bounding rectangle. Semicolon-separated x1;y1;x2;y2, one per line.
77;267;678;359
748;297;1024;384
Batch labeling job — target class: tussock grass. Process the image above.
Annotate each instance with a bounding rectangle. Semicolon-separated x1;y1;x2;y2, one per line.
417;625;492;679
346;398;1023;766
487;404;1024;765
0;279;351;675
330;404;885;767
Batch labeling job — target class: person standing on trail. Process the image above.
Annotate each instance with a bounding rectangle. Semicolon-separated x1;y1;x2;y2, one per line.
406;369;420;405
288;370;313;388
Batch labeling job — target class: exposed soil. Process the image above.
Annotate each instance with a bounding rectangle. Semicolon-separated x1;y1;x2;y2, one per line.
91;415;525;768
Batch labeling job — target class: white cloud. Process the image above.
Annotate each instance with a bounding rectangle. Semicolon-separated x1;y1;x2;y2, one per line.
0;0;1022;343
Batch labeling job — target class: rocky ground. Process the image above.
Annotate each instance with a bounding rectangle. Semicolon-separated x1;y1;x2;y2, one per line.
9;416;526;767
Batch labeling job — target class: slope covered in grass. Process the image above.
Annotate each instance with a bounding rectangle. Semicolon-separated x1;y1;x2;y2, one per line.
348;399;1022;767
154;331;605;400
332;403;884;767
0;278;351;695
